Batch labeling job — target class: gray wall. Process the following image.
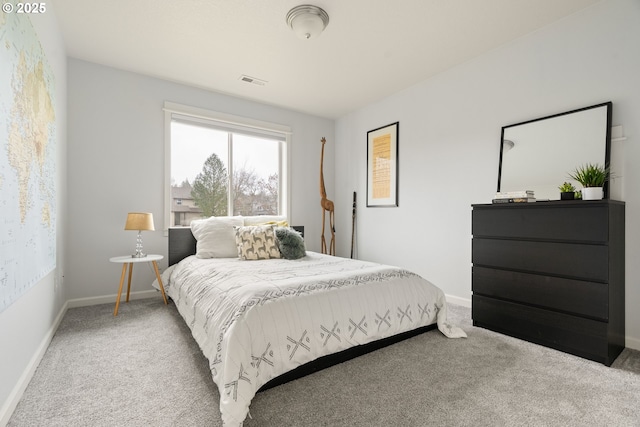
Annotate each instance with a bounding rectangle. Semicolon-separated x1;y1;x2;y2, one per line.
0;7;68;422
66;59;334;300
335;0;640;348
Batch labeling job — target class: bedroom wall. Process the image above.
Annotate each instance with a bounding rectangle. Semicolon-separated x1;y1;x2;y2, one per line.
66;59;334;301
0;7;68;424
334;0;640;349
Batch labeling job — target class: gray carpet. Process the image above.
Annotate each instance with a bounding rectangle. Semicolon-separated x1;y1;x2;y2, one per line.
8;298;640;426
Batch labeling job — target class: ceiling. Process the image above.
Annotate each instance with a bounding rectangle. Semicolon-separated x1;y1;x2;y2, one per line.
51;0;601;119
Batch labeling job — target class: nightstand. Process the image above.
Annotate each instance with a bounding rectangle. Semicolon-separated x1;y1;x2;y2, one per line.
109;254;168;316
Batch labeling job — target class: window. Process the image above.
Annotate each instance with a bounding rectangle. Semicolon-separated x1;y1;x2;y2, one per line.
164;102;290;230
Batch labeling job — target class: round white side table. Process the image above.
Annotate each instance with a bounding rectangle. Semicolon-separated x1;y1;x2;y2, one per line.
109;254;168;316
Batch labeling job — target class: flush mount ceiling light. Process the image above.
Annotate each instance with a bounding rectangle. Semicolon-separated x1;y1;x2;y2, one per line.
286;5;329;40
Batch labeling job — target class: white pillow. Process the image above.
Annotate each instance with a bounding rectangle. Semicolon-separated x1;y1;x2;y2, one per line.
243;215;288;226
190;216;244;258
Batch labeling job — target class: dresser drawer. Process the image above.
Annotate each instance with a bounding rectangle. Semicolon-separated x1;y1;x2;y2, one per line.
472;204;608;242
472;266;608;320
472;295;611;365
472;238;608;282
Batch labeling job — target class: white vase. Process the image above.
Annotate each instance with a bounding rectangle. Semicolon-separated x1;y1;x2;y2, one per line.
582;187;603;200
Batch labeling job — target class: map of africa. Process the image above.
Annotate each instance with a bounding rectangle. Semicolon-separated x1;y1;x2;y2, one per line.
0;10;56;313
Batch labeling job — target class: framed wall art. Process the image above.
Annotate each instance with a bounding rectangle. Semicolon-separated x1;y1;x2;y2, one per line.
366;122;399;207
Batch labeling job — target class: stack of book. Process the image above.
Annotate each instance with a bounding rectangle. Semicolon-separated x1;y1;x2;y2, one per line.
492;190;536;203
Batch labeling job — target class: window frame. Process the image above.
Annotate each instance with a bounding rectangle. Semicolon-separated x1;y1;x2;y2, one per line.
163;101;291;233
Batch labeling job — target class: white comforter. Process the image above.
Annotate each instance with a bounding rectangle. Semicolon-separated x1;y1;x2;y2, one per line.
164;252;465;426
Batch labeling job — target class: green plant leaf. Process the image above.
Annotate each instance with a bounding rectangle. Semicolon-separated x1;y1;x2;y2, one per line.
558;181;575;192
568;163;609;188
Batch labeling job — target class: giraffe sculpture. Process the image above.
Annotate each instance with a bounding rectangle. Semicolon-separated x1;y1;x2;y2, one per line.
320;137;335;255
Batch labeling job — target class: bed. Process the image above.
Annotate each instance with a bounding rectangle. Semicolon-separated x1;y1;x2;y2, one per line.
163;216;465;426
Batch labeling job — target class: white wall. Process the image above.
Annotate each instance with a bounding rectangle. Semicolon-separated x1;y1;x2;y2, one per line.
335;0;640;349
0;7;68;423
66;59;334;300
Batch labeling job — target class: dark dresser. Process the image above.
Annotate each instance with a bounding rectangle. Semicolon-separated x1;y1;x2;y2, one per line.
471;200;625;366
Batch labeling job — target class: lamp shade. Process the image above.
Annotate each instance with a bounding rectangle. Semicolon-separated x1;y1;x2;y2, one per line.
124;212;155;231
286;5;329;40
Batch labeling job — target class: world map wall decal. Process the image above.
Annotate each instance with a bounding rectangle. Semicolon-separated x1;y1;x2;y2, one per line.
0;8;57;313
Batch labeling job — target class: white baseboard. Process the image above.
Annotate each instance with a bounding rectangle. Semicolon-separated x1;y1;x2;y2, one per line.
626;336;640;351
66;290;160;309
445;294;471;308
0;300;69;427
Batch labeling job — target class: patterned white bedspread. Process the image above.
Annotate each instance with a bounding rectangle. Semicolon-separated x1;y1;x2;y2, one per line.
164;252;465;426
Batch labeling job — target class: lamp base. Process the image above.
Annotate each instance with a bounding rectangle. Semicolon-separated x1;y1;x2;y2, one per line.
131;231;147;258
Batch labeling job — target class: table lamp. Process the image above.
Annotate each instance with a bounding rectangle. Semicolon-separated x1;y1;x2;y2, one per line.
124;212;154;258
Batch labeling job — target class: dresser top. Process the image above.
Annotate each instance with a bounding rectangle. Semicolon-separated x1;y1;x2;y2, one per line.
472;199;625;209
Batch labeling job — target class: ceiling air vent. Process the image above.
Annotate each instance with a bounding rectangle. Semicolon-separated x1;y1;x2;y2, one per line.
239;75;267;86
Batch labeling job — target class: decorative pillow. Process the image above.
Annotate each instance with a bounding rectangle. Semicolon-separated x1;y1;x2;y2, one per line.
244;215;288;226
190;216;244;258
257;220;289;227
234;225;281;260
274;227;306;260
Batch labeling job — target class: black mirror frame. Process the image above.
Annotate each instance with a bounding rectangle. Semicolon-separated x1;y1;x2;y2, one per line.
497;101;612;199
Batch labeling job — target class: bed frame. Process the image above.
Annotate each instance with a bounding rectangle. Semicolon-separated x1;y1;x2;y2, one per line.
167;226;437;391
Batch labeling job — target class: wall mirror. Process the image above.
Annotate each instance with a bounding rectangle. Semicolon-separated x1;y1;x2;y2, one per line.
498;102;612;200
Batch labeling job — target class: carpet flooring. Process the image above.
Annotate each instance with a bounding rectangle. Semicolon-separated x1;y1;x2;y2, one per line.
8;297;640;426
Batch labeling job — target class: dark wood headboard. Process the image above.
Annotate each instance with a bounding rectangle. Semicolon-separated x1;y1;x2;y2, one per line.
168;225;304;266
168;227;197;266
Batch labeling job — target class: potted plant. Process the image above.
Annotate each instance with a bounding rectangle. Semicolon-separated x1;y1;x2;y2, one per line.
558;182;576;200
568;163;609;200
